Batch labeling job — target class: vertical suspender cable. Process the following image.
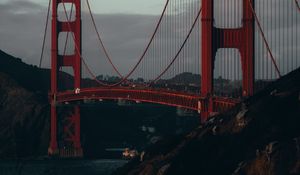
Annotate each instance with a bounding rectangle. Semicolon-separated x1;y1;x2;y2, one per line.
179;0;181;78
286;0;289;75
296;0;298;68
295;0;300;67
84;0;170;87
39;0;51;68
279;0;282;75
235;0;237;97
271;0;274;79
267;0;270;80
247;0;282;78
259;0;262;91
186;0;188;76
167;2;169;79
261;0;265;83
292;0;295;71
231;0;233;97
148;6;203;85
176;0;178;78
255;0;258;91
223;0;226;96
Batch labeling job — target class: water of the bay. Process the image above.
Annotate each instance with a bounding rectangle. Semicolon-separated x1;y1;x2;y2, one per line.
0;159;127;175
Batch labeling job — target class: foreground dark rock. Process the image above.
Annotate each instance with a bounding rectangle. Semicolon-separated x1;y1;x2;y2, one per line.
0;73;49;157
114;68;300;175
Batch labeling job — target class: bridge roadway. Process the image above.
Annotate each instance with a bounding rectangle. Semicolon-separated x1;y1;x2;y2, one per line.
54;87;241;113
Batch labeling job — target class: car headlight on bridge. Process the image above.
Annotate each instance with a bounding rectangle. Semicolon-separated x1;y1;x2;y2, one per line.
75;88;81;94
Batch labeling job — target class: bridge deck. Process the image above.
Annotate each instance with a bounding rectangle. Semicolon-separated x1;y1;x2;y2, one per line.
55;87;240;112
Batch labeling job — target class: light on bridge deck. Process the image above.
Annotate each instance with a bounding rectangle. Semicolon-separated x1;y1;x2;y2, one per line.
198;101;202;114
75;88;80;94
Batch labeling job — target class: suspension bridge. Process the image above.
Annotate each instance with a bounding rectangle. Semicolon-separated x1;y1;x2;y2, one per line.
39;0;300;157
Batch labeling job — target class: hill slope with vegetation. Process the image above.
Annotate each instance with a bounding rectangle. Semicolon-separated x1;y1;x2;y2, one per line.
114;68;300;175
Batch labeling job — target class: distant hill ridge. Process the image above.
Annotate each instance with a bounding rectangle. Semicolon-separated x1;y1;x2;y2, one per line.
0;50;51;92
0;50;100;93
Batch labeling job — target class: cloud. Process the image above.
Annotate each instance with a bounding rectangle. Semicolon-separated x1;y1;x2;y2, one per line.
0;1;43;14
0;0;299;80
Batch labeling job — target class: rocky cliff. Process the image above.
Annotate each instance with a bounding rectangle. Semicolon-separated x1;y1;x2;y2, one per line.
0;73;49;158
114;68;300;175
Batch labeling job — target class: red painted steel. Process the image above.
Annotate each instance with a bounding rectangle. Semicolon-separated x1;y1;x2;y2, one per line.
201;0;254;121
57;88;203;110
49;0;58;157
53;87;239;115
50;0;83;157
59;106;83;158
49;0;243;158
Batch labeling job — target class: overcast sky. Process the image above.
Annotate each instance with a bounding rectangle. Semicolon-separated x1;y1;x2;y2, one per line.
0;0;299;80
0;0;167;75
0;0;165;14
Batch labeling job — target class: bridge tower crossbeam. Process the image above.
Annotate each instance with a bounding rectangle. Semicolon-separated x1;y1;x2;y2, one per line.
49;0;83;157
201;0;254;122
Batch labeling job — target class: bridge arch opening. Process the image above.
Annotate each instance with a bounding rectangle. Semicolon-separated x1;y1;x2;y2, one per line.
58;32;75;56
57;3;76;22
214;48;242;97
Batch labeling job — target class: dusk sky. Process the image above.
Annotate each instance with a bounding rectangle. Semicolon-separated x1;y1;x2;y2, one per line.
0;0;299;79
0;0;165;73
0;0;165;14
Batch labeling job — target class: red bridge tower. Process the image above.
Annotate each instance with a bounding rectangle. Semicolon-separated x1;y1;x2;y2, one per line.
49;0;83;157
201;0;255;121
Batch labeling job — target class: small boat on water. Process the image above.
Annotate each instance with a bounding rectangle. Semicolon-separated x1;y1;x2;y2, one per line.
122;148;139;159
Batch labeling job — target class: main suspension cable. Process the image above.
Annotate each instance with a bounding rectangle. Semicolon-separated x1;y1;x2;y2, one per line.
39;0;51;68
79;0;170;87
86;0;123;78
61;0;111;86
148;7;203;86
62;0;199;88
62;4;74;57
108;4;202;87
295;0;300;12
85;0;170;84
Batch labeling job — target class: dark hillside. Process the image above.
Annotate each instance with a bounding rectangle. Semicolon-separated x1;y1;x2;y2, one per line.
0;50;96;93
0;50;50;93
114;68;300;175
0;73;49;157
